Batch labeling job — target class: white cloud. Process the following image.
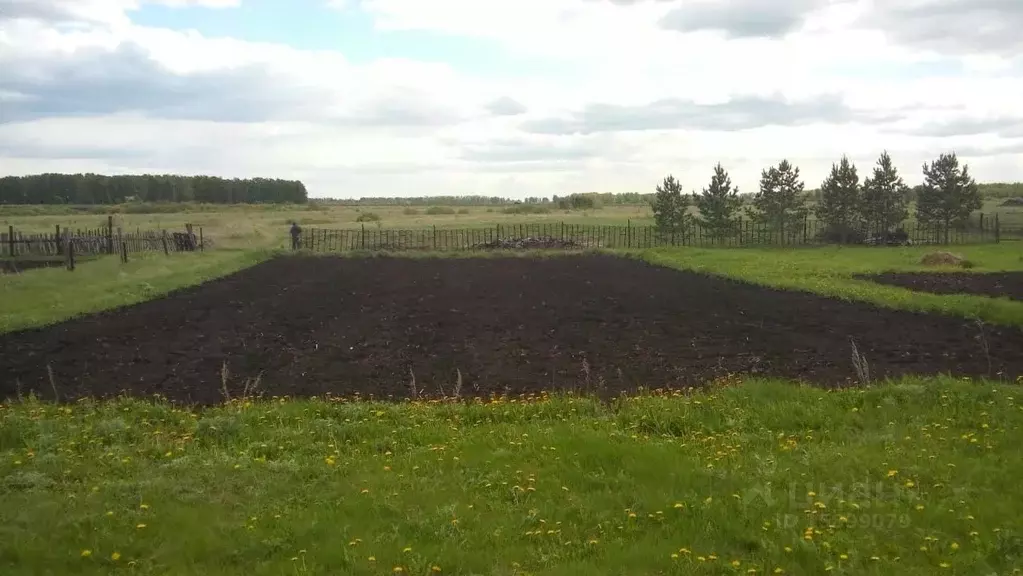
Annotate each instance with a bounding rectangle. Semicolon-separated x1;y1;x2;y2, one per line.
0;0;1021;197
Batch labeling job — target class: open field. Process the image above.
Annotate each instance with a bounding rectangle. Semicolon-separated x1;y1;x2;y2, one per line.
3;197;1021;250
3;244;1023;574
861;272;1023;301
4;253;1023;404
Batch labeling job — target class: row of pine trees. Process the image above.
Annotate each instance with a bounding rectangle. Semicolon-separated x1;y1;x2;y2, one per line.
652;151;982;243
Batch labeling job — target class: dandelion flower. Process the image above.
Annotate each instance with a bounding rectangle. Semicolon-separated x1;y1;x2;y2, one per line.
393;567;403;573
887;470;898;477
80;550;92;558
136;523;146;529
951;542;959;550
368;556;376;562
403;547;412;553
732;560;742;567
139;504;149;510
431;567;441;573
111;552;121;561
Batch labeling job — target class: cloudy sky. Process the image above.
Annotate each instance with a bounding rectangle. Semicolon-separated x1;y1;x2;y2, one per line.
1;0;1022;198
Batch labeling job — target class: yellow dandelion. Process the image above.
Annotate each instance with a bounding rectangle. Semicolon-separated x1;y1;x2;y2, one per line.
431;566;441;572
951;542;959;550
774;568;784;574
839;554;848;560
403;547;412;553
80;550;92;558
588;539;599;545
887;470;898;477
105;511;114;517
136;523;146;529
784;546;792;553
732;560;742;567
111;552;121;561
361;489;370;494
393;567;403;573
871;556;880;561
940;562;950;568
671;553;679;559
139;504;149;510
368;556;376;562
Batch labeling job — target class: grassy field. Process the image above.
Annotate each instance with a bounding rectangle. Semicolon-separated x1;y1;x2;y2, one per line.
2;379;1022;575
0;250;271;333
641;244;1023;327
3;198;1021;251
3;230;1023;574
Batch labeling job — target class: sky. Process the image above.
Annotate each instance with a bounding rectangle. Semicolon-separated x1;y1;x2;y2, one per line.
1;0;1022;199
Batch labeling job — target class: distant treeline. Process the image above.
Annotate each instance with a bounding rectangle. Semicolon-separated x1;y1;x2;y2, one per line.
322;192;656;208
0;173;308;205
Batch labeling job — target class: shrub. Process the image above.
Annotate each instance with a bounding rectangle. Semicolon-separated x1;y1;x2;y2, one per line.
425;206;456;215
355;212;381;222
402;207;420;215
502;204;551;215
457;208;470;214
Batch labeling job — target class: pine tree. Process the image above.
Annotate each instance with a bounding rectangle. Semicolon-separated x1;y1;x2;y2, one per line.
651;174;692;241
695;163;742;243
917;152;981;244
748;160;807;235
814;155;862;243
861;151;909;239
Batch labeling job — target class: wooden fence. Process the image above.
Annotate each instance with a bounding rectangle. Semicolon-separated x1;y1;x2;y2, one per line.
297;215;1014;252
2;217;204;259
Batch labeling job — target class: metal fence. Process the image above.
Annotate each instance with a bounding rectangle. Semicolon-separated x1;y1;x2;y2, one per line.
298;216;1015;252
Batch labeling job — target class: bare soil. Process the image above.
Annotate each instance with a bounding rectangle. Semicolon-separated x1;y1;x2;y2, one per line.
3;255;1023;405
859;272;1023;301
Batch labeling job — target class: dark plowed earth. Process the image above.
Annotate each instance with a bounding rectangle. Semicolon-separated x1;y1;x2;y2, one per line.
3;255;1023;405
858;272;1023;301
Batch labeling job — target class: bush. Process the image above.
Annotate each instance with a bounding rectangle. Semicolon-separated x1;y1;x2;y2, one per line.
502;204;551;215
402;207;420;215
355;212;381;222
457;208;470;214
425;206;456;215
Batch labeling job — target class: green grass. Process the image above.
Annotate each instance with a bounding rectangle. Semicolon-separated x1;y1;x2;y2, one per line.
640;244;1023;327
2;378;1021;575
0;250;272;334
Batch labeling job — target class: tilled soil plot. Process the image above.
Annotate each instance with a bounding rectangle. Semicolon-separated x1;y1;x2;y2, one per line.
3;255;1023;404
858;272;1023;301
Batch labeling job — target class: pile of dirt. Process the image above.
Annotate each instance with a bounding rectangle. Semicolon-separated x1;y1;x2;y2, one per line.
1000;198;1023;207
476;236;582;250
920;251;971;267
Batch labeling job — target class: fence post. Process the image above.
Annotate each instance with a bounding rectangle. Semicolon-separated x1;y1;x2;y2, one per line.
361;224;366;249
55;224;62;255
7;225;13;257
107;216;114;254
199;228;204;252
995;214;1001;243
162;230;169;255
627;220;631;248
433;225;437;250
67;236;76;271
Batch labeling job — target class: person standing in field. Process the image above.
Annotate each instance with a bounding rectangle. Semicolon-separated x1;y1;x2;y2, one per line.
290;221;302;250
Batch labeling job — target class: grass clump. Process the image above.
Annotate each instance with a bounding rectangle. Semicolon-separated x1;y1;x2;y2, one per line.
425;206;456;216
502;204;551;215
355;212;382;223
